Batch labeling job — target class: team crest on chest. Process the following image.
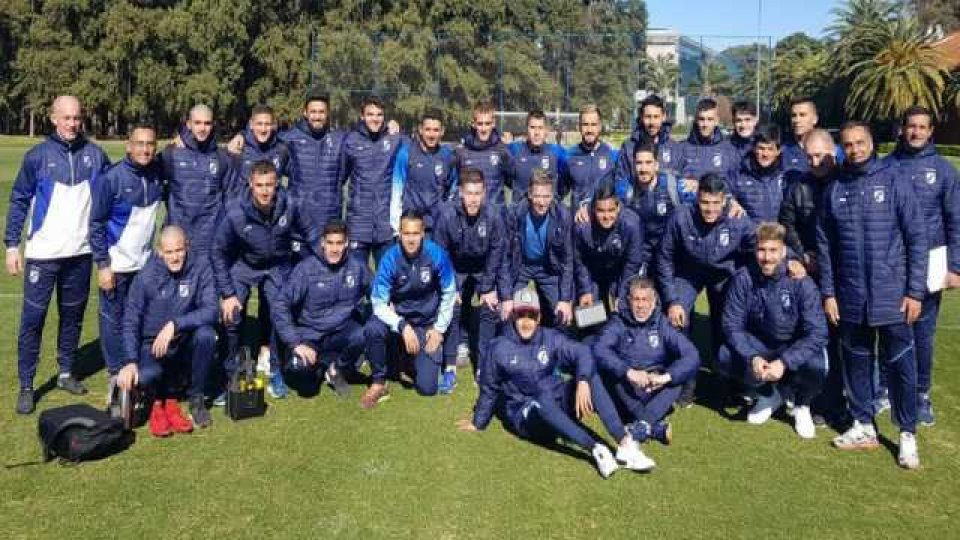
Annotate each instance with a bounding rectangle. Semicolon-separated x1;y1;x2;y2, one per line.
648;332;660;348
781;290;792;309
346;274;356;288
273;157;281;169
435;163;443;176
383;139;391;152
278;215;288;227
712;154;722;168
610;235;622;250
490;154;499;166
420;267;432;284
657;201;668;216
178;280;190;298
28;266;40;284
82;154;92;168
541;156;550;169
719;229;730;247
537;347;549;365
873;188;885;203
477;221;487;238
926;170;937;185
598;157;607;170
662;149;672;163
209;160;218;175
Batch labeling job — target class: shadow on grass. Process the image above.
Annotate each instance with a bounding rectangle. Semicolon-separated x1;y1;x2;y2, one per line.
35;339;104;403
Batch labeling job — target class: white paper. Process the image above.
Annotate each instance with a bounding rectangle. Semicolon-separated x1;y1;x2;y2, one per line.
928;246;947;293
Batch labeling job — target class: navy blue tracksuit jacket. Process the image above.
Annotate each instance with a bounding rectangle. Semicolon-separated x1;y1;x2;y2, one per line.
236;127;290;185
371;239;458;333
676;129;739;180
432;201;508;296
454;129;513;205
565;141;618;207
722;263;828;370
502;200;576;302
593;303;700;385
573;207;645;301
506;141;568;201
342;122;404;246
272;249;370;347
617;172;692;268
161;127;238;254
210;189;317;299
884;141;960;273
816;157;928;326
390;138;457;232
121;254;218;363
727;157;790;222
473;325;594;431
616;123;682;182
657;204;757;308
279;120;347;232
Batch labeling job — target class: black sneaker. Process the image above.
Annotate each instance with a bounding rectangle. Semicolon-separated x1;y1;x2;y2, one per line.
189;395;212;428
16;388;34;415
57;374;88;395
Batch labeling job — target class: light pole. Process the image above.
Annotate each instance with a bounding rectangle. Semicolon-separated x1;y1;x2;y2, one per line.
755;0;763;116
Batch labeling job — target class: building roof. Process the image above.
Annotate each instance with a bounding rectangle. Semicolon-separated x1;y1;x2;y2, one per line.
933;31;960;71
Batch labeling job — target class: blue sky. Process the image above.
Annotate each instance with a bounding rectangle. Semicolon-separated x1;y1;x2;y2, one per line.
646;0;839;46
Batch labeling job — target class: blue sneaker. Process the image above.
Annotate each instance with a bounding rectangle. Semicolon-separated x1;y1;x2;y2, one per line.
918;393;935;427
438;370;457;395
626;420;651;443
651;421;673;445
212;392;227;407
268;370;289;399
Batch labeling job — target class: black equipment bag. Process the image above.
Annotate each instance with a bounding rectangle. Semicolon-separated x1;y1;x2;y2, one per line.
38;404;134;463
226;346;267;421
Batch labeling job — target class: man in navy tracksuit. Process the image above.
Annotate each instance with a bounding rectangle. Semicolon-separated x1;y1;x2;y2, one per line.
568;104;618;221
573;185;644;314
730;100;758;165
454;100;513;205
818;122;926;469
617;142;695;274
162;104;238;256
432;169;507;390
6;96;110;413
781;97;846;176
117;226;219;434
389;110;457;233
457;288;656;476
366;210;458;406
507;110;569;203
727;125;791;222
211;161;317;400
90;125;165;389
501;170;575;330
234;105;290;189
616;95;682;183
676;98;739;181
720;223;828;439
883;106;960;427
342;96;404;264
279;91;348;236
657;174;759;407
594;277;700;446
272;220;371;399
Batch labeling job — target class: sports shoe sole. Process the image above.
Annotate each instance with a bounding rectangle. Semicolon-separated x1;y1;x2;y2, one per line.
833;439;880;451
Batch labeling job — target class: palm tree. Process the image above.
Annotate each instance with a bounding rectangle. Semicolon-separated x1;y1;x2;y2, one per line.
642;53;680;99
843;16;949;121
688;58;733;97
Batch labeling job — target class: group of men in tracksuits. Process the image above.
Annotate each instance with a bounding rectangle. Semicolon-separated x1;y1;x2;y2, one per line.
6;91;956;476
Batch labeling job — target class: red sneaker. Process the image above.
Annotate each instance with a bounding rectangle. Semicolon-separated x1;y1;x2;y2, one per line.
164;399;194;434
149;400;171;438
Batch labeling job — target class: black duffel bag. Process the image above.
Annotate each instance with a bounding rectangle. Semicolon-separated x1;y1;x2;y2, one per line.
38;404;134;464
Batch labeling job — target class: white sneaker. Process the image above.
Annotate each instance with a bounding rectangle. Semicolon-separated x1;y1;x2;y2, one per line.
456;343;471;367
898;432;920;470
256;348;271;374
833;420;880;450
616;441;656;472
793;405;816;439
747;386;784;425
592;444;619;479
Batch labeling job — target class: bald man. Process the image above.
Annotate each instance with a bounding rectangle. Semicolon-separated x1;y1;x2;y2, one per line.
119;226;219;434
162;104;238;256
6;96;110;414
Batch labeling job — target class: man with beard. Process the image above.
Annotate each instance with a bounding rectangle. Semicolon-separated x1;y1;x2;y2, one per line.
389;110;457;233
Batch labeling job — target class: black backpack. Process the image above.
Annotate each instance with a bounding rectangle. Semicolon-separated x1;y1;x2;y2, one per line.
38;404;134;464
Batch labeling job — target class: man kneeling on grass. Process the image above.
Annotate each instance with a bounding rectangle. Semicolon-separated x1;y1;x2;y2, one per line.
592;277;700;448
719;222;828;439
117;226;219;436
457;288;654;477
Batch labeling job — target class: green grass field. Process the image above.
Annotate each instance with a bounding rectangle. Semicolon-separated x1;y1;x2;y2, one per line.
1;135;959;539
